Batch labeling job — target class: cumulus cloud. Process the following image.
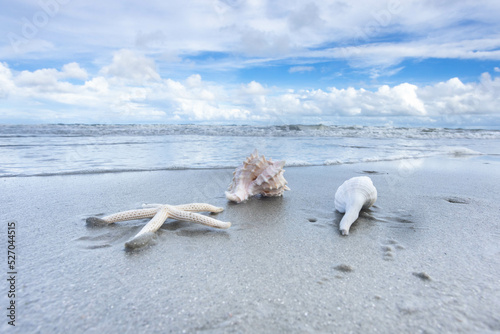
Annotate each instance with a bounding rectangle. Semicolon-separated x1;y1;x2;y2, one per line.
13;62;88;90
159;74;251;120
61;62;88;80
15;68;60;88
419;74;500;116
100;49;160;84
1;53;499;125
0;62;15;98
240;81;269;95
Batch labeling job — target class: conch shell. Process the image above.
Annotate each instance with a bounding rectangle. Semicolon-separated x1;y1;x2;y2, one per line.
334;176;377;235
225;149;290;203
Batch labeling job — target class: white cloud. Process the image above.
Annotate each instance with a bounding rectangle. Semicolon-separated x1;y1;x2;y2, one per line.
289;66;314;73
239;27;291;57
13;62;88;91
1;53;500;125
240;81;268;95
84;77;109;93
0;63;16;99
380;83;426;116
15;68;59;88
61;62;88;80
2;1;500;126
277;76;500;119
100;49;161;84
290;2;321;29
159;75;251;120
418;74;500;116
311;38;500;69
185;74;202;88
3;0;499;69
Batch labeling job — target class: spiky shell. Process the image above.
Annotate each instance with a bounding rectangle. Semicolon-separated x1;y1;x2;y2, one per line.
225;149;290;203
334;176;377;213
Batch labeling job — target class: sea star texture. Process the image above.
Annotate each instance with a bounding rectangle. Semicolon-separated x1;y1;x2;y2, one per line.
86;203;231;249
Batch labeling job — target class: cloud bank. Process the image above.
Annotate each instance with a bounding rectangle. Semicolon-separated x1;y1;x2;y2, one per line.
1;50;499;126
2;0;500;69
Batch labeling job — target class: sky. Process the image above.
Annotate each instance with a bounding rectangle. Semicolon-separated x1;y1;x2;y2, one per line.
1;0;500;128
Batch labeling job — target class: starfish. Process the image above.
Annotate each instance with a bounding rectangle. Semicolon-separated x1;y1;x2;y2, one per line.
86;203;231;249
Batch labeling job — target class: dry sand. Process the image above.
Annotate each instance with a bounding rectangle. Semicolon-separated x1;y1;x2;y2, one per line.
1;156;499;333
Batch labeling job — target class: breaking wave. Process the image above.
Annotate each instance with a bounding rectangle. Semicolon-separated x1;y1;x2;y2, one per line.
1;124;499;139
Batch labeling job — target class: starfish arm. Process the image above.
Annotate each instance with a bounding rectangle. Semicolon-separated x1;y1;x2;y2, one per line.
174;203;224;213
101;208;159;223
125;206;169;248
167;206;231;229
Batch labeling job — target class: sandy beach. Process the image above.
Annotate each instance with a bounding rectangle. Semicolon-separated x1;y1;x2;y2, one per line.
1;155;499;333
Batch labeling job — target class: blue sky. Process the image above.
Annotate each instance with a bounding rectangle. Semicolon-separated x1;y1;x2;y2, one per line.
1;0;500;128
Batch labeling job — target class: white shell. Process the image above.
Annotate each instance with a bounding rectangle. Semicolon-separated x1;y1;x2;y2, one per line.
334;176;377;235
226;149;290;203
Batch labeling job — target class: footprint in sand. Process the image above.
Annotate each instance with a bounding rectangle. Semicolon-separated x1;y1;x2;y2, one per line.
376;210;419;232
333;264;354;279
445;196;470;204
334;264;354;272
380;238;405;261
300;206;333;228
412;272;432;281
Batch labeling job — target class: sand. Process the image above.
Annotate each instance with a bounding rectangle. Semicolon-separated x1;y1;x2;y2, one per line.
1;155;499;333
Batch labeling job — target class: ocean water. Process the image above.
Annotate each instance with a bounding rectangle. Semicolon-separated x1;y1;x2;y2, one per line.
1;124;499;178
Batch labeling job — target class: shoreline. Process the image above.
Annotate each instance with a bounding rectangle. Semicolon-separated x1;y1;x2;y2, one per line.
1;155;499;333
1;152;494;179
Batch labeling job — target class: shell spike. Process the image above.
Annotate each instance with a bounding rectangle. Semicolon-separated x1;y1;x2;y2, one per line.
339;194;365;235
225;191;243;203
274;160;286;169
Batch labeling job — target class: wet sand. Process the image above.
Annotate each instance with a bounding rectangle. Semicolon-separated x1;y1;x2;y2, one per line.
1;156;499;333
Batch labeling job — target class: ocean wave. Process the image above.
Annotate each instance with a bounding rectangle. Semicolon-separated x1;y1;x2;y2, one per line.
284;160;314;167
2;146;483;178
1;124;499;139
0;166;203;178
324;153;435;166
443;147;483;156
